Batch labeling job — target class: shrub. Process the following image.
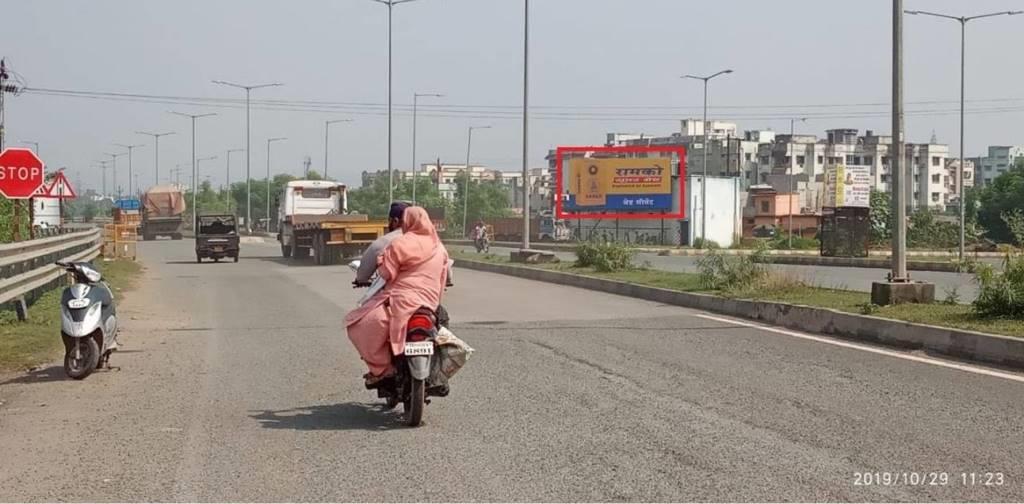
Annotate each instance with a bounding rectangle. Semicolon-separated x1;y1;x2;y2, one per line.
575;241;634;272
972;253;1024;318
692;237;720;250
769;235;820;250
697;249;768;290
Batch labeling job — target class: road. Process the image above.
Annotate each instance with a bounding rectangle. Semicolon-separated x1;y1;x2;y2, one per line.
1;238;1022;501
481;245;982;301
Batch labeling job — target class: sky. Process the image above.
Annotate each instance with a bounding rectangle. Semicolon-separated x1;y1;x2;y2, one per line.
3;0;1024;195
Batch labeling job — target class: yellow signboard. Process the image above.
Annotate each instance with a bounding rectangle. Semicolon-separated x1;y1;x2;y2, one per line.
568;158;672;207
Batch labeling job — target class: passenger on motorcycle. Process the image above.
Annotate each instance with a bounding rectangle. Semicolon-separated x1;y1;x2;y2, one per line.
345;207;450;386
354;201;409;287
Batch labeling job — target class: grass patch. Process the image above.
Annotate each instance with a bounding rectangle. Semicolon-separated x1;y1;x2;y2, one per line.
0;259;143;371
451;249;1024;339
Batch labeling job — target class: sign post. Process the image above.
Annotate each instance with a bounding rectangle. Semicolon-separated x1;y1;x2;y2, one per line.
0;147;46;240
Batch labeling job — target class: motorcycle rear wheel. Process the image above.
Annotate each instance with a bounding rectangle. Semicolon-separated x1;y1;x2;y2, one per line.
64;337;100;380
403;378;426;427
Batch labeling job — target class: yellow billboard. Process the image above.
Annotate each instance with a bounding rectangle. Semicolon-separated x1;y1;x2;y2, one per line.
568;158;672;207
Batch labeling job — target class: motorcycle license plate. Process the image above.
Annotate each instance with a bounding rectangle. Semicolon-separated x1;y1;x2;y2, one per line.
214;246;223;252
404;341;434;356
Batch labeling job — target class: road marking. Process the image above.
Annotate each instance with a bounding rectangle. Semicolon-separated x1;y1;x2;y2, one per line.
693;313;1024;384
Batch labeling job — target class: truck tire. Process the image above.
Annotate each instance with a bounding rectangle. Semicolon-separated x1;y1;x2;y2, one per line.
281;243;292;258
314;234;326;266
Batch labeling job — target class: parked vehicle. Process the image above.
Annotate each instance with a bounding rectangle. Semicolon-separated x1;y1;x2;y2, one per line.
348;259;455;426
276;180;388;265
55;261;119;379
195;214;240;263
483;212;570;242
141;185;185;240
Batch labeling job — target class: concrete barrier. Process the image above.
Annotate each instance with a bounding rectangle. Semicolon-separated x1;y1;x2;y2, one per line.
454;258;1024;370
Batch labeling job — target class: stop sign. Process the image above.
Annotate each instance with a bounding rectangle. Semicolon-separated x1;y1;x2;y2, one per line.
0;148;46;199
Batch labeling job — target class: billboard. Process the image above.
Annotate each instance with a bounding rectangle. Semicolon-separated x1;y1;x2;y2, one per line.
825;164;871;208
560;151;681;215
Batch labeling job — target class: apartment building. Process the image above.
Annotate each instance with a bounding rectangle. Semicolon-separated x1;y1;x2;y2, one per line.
976;145;1024;186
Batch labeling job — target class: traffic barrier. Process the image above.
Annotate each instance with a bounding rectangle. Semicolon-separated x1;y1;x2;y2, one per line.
454;258;1024;370
0;228;104;320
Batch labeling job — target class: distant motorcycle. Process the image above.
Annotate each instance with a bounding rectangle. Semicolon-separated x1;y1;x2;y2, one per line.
348;259;453;426
55;261;120;379
474;235;490;254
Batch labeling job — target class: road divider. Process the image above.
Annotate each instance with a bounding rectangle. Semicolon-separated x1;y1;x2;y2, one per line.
454;257;1024;371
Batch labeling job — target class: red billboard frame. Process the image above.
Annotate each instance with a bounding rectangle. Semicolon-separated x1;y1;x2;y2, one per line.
555;145;686;220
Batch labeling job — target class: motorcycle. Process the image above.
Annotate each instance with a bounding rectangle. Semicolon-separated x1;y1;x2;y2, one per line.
55;261;120;379
474;235;490;254
348;259;453;426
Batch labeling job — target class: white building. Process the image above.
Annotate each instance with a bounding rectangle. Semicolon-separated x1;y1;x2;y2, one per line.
945;159;975;202
976;145;1024;186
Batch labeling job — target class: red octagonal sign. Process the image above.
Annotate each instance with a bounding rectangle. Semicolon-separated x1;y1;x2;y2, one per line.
0;147;46;199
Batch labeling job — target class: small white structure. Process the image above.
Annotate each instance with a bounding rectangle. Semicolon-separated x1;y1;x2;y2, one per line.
685;175;742;248
32;198;61;228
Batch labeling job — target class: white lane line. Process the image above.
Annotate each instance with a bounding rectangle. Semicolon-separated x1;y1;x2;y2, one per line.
693;313;1024;384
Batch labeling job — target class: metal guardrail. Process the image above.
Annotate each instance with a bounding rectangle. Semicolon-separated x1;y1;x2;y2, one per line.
0;229;104;311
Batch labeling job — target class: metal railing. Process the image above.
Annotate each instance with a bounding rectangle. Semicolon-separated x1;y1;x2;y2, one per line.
0;229;104;315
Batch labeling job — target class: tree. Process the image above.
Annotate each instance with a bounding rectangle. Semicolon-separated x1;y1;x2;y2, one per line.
869;189;892;245
977;159;1024;244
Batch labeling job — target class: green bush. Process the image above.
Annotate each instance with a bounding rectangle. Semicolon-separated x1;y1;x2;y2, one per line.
973;253;1024;318
697;249;768;290
692;237;720;250
769;235;820;250
575;241;634;272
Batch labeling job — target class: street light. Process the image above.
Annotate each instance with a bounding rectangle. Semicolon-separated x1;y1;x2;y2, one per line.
324;119;352;180
369;0;424;209
212;80;284;232
788;117;807;249
225;148;243;210
170;111;217;228
93;160;110;197
520;0;531;251
136;131;175;186
683;69;733;246
266;137;287;228
905;8;1021;262
20;140;39;156
103;151;128;199
114;143;144;197
412;92;443;204
461;125;492;236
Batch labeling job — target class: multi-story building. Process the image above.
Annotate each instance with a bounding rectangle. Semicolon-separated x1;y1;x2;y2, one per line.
945;159;975;202
976;145;1024;186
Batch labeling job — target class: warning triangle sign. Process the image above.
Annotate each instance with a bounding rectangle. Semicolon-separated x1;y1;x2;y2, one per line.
43;172;77;199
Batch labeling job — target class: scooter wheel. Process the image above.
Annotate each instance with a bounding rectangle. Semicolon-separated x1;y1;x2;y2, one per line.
404;378;426;427
64;337;100;380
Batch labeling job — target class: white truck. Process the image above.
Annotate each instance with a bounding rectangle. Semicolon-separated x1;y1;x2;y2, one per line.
276;180;388;265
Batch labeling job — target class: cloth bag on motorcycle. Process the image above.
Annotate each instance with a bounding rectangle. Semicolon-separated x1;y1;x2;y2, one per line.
434;326;474;379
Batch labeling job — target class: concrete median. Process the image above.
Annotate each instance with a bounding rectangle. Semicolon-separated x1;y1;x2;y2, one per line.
454;258;1024;370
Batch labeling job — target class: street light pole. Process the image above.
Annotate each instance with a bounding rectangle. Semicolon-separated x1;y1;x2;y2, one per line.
212;80;283;232
103;151;128;200
788;118;807;249
412;92;443;205
461;125;491;236
136;131;175;186
266;137;287;228
905;9;1021;262
892;0;908;282
115;143;144;197
170;111;217;229
225;148;243;210
20;140;38;156
370;0;422;209
324;119;352;180
683;69;733;246
521;0;531;251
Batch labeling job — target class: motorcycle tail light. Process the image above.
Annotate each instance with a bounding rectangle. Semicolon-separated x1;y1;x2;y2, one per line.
407;314;434;341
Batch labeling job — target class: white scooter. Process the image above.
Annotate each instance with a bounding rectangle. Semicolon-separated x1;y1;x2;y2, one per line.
55;261;120;379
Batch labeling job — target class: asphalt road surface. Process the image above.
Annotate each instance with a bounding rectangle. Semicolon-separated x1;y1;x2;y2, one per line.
481;245;982;301
1;238;1022;502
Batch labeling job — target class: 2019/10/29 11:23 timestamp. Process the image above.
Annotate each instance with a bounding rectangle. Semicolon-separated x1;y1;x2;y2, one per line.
853;472;1006;487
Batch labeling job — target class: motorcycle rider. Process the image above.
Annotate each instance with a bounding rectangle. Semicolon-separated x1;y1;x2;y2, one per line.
354;201;409;287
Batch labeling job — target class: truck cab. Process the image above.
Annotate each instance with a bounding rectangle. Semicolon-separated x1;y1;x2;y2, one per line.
276;180;387;264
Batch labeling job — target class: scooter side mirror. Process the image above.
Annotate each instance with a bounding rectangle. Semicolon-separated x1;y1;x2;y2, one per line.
347;260;361;272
